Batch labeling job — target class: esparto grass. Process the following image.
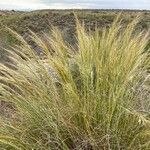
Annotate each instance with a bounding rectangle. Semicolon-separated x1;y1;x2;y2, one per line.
0;15;150;149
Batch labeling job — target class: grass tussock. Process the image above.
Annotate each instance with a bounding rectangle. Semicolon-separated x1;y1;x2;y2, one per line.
0;15;150;149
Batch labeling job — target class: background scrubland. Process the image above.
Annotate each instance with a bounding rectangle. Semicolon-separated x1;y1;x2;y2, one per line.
0;9;150;62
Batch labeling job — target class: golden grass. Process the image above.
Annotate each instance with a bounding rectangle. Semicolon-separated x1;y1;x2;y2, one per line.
0;15;150;149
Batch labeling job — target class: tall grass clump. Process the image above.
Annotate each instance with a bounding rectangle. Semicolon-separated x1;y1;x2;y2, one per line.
0;16;150;149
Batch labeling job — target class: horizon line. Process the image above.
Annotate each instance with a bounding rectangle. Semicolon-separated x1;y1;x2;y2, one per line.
0;8;150;12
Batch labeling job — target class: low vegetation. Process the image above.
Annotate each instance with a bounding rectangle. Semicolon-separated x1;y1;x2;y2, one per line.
0;15;150;149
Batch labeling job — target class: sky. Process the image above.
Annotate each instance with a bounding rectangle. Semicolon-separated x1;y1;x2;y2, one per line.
0;0;150;10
